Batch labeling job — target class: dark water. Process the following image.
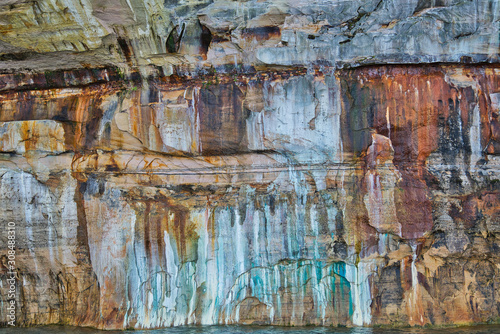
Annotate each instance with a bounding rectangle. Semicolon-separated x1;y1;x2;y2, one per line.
2;325;500;334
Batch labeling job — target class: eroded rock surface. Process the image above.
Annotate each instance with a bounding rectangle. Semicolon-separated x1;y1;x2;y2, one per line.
0;0;499;330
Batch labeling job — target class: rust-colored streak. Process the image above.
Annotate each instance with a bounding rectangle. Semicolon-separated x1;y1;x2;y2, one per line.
197;83;246;155
144;201;152;262
395;171;433;239
241;26;281;41
127;192;196;265
340;65;500;162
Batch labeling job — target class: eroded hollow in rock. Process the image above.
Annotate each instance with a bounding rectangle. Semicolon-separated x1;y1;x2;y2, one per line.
166;23;185;53
200;23;212;56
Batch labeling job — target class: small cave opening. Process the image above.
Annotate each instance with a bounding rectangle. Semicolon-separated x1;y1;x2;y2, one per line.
117;37;132;63
200;23;212;56
166;30;177;53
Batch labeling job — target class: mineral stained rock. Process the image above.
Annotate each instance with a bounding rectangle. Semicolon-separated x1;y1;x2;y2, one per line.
0;0;499;330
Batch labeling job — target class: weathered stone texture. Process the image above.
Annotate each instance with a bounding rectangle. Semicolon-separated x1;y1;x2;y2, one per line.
0;0;499;330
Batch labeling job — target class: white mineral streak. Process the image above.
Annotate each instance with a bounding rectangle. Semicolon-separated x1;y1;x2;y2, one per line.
20;173;41;273
253;209;261;266
258;75;342;163
201;210;218;325
346;261;374;326
246;110;265;151
2;171;63;272
310;203;320;259
443;68;485;169
409;242;420;323
386;106;391;138
164;229;179;322
470;104;482;166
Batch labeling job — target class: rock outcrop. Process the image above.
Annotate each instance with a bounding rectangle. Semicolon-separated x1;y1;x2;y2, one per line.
0;0;499;329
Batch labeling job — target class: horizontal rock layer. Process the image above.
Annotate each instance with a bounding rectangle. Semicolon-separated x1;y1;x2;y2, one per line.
0;63;499;329
0;0;499;73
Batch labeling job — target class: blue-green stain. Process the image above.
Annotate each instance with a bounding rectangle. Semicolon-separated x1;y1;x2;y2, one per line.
330;262;353;317
252;274;264;297
315;261;322;285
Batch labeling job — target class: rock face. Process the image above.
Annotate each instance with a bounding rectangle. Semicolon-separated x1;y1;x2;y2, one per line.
0;0;499;330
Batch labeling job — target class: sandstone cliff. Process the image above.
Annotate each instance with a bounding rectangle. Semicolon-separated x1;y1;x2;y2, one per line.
0;0;499;329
